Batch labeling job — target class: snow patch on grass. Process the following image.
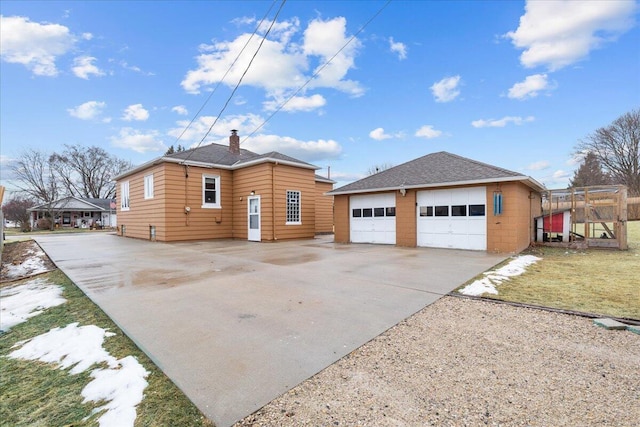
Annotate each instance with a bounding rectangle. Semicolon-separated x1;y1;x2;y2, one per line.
9;322;149;427
0;278;66;332
4;247;50;279
459;255;541;296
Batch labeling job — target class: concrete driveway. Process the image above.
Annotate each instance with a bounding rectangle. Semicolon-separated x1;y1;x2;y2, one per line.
34;233;506;427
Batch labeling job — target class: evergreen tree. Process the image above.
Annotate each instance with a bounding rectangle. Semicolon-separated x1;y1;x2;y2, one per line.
569;152;612;188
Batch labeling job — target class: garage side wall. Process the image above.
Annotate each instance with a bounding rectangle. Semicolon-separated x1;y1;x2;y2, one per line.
396;190;417;247
486;182;541;253
333;195;350;243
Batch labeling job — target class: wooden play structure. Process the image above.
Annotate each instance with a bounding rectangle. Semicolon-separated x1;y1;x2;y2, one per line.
536;185;628;250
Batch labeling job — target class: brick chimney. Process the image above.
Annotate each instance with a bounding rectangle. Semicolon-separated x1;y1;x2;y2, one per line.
229;129;240;154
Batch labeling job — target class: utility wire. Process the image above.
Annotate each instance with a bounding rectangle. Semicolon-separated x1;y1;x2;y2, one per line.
181;0;287;164
241;0;392;145
175;0;279;162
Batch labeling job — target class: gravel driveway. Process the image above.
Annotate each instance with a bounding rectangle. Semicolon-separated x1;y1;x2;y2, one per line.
235;296;640;426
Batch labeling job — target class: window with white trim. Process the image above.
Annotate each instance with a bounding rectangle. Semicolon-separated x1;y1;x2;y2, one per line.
144;174;154;199
120;181;130;211
286;190;301;224
202;175;221;208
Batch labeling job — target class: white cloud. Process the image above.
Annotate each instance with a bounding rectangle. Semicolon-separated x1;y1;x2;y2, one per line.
430;75;461;102
415;125;443;139
243;134;342;162
0;15;76;76
264;94;327;112
369;127;392;140
168;114;264;145
552;169;570;179
181;16;363;104
81;32;93;41
67;101;107;121
122;104;149;121
471;116;535;128
508;74;552;99
72;56;104;79
171;105;188;115
110;128;165;153
526;160;550;171
389;37;407;60
167;112;342;162
505;0;637;70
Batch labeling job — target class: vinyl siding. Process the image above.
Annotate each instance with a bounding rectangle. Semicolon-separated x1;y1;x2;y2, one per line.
314;181;334;234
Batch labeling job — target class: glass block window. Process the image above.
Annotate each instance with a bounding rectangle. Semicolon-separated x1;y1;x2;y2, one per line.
286;190;301;224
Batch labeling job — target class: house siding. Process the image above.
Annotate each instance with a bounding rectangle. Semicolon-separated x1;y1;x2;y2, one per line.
273;165;316;240
117;164;166;240
314;181;334;234
117;163;234;242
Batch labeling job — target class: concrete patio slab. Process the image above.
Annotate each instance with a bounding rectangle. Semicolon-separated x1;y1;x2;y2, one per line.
34;233;506;427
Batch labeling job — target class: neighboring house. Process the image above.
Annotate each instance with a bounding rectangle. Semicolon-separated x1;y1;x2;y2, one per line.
328;151;545;253
28;196;117;229
114;130;335;242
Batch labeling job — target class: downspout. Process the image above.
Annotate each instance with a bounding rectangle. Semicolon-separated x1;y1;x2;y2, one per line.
184;164;190;227
272;162;277;240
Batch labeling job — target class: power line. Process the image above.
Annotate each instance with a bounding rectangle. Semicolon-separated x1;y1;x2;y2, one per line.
182;0;287;163
241;0;392;145
175;0;279;162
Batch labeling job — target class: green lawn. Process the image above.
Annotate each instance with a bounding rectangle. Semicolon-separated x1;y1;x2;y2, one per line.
457;220;640;319
0;271;213;427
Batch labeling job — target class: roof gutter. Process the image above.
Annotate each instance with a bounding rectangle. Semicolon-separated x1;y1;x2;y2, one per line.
328;175;546;196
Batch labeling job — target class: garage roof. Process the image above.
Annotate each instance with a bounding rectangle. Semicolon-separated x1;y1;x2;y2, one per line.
329;151;545;195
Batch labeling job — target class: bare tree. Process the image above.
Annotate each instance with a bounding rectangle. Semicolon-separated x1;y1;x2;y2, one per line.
569;152;612;188
366;163;394;176
2;196;35;231
11;149;62;230
576;109;640;196
50;145;132;198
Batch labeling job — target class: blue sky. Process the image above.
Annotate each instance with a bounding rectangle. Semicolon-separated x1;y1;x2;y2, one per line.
1;0;638;192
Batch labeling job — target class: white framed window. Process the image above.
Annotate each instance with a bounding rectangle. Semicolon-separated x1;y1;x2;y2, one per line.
202;175;221;208
120;181;130;211
286;190;301;224
144;174;154;199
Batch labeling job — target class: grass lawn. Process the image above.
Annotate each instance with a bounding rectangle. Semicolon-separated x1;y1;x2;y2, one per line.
0;270;214;427
458;220;640;320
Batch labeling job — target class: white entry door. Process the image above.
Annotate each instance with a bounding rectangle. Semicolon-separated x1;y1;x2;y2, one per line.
248;196;261;241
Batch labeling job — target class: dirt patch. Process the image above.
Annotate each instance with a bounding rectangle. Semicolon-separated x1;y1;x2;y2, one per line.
1;240;56;283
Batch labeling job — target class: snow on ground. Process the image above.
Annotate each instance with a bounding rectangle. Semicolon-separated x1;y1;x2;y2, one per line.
9;322;149;427
3;247;50;279
0;278;66;332
458;255;542;296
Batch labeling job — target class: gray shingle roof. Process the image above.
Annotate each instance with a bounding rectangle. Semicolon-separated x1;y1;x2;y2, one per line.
116;142;318;180
165;143;260;166
329;151;540;194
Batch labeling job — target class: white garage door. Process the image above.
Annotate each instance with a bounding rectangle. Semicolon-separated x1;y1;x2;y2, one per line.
417;187;487;250
350;193;396;244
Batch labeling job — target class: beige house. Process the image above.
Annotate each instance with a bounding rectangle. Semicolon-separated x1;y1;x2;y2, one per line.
114;131;334;242
328;152;545;253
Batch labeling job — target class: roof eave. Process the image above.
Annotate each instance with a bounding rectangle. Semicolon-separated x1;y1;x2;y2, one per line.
232;157;319;170
328;176;545;196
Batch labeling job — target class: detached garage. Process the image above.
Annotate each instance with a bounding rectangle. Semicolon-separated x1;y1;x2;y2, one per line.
330;152;545;253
